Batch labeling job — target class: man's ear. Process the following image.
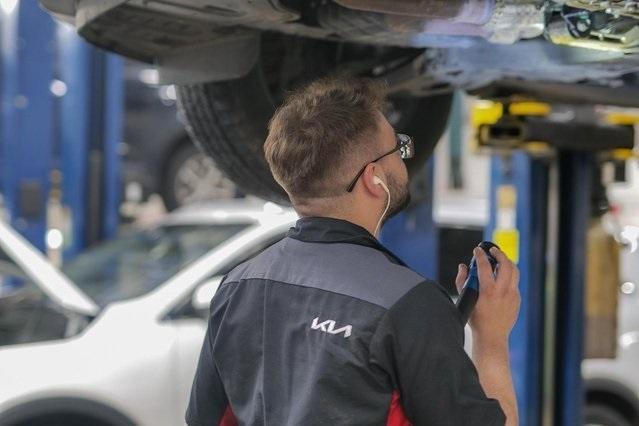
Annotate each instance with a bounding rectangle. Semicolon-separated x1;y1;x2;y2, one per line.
361;164;386;198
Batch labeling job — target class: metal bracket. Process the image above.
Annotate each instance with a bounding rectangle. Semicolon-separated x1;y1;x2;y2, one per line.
472;101;636;154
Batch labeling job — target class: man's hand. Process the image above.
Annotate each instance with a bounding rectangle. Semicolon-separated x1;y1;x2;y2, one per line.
454;247;521;340
473;247;520;341
454;246;521;426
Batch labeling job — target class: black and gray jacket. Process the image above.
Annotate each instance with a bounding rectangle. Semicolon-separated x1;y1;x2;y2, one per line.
185;217;505;426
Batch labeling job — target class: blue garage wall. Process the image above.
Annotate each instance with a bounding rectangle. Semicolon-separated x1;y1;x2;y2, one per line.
381;158;438;280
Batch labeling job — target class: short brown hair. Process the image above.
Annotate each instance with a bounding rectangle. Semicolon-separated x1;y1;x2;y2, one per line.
264;76;387;201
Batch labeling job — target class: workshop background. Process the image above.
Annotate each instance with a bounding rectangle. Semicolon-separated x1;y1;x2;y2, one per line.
0;1;639;426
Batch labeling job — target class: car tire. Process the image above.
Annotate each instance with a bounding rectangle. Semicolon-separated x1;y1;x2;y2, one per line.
161;141;238;211
176;34;452;204
584;404;631;426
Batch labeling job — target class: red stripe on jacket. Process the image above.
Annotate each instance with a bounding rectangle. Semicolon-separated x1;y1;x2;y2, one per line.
219;391;409;425
219;405;237;426
387;391;412;426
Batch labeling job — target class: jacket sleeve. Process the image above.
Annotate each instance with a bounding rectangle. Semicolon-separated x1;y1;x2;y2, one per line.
368;281;507;426
185;279;234;426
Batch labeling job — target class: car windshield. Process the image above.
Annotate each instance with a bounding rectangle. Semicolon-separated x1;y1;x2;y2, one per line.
62;223;250;307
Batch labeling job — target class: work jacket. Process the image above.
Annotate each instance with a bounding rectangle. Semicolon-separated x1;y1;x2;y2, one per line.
186;216;505;426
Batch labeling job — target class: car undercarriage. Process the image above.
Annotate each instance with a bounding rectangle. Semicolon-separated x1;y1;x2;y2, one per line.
39;0;639;202
40;1;639;100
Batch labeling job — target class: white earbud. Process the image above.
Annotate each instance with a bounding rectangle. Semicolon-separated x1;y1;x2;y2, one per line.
373;176;391;238
373;175;389;193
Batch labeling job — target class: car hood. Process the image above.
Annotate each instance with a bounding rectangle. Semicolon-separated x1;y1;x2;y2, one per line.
0;220;99;317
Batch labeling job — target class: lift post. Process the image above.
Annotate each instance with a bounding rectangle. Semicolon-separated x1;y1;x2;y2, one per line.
486;151;547;426
0;2;123;262
0;0;56;251
56;24;124;257
476;101;635;426
555;151;593;425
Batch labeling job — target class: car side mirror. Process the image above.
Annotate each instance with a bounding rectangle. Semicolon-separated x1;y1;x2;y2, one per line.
192;276;224;311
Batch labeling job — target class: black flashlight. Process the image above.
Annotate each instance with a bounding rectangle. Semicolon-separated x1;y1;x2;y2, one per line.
456;241;499;325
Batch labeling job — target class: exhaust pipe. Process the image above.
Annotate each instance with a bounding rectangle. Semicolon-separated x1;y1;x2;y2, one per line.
331;0;544;44
334;0;494;25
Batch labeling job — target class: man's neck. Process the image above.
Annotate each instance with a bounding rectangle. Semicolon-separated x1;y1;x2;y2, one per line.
292;195;380;238
296;210;377;237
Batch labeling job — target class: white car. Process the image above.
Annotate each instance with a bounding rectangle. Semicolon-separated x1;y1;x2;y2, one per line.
582;245;639;426
0;200;297;426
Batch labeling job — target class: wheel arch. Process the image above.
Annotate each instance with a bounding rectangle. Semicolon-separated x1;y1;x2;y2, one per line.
0;396;136;426
585;378;639;423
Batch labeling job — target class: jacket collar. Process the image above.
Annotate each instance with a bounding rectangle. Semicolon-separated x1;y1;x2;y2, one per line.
286;216;407;266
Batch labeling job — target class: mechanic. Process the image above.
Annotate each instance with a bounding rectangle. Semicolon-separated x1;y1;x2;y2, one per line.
185;77;520;426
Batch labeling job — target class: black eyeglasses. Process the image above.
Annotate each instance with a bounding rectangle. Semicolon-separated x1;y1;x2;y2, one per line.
346;133;414;193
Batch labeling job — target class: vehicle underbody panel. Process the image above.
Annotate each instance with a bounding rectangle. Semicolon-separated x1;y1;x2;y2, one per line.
39;0;639;105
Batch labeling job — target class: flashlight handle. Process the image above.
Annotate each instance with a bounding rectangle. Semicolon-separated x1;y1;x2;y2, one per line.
456;241;499;325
